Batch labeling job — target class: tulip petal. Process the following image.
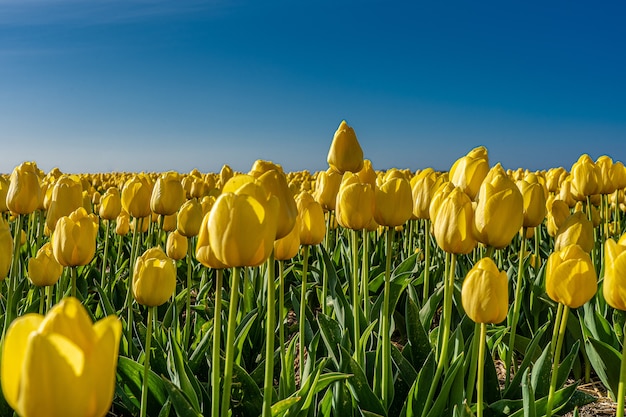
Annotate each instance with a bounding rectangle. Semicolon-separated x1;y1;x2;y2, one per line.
1;314;44;410
39;297;96;353
88;316;122;417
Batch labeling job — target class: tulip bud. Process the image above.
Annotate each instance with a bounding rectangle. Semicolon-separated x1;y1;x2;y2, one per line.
256;168;298;240
0;217;12;280
546;198;570;238
411;168;444;220
150;171;185;216
336;172;375;230
133;247;177;307
554;211;594;253
432;187;477;254
603;238;626;311
461;257;508;324
449;146;489;200
327;120;364;174
1;297;121;417
99;187;122;220
51;207;98;267
177;198;203;238
315;168;342;211
570;154;600;198
296;191;326;246
596;155;617;195
46;175;84;233
116;210;130;236
6;161;42;215
0;176;9;213
517;175;547;228
274;216;301;261
166;230;188;261
357;159;377;188
374;177;413;228
196;212;227;269
545;244;597;308
121;174;153;219
28;242;63;287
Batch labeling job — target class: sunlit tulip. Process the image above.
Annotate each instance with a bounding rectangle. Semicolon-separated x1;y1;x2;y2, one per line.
559;178;577;207
570;154;600;198
449;146;489;200
327;120;364;174
133;247;177;307
256;168;298;239
517;174;548;228
0;217;12;280
314;168;342;211
546;167;566;193
554;211;594;253
612;161;626;190
461;257;508;324
150;171;185;216
429;181;455;223
6;161;42;215
432;187;477;254
177;198;203;238
603;238;626;311
296;191;326;246
166;230;188;261
412;168;444;220
28;242;63;287
374;176;413;227
195;213;228;269
596;155;617;195
209;192;279;267
99;187;122;221
0;176;9;212
546;198;571;238
219;164;234;189
336;172;375;230
121;174;153;219
274;215;301;261
116;210;130;236
130;216;150;233
545;244;597;308
51;207;98;267
474;165;524;248
46;175;83;233
1;297;121;417
357;159;377;188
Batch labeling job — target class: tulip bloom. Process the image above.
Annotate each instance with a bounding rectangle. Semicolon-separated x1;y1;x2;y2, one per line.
209;192;279;267
432;187;477;254
46;175;84;233
274;216;301;261
411;168;444;220
166;229;188;261
0;176;9;213
121;174;153;219
545;244;597;308
336;172;375;230
99;187;122;221
51;207;99;267
474;166;524;249
327;120;364;174
6;161;42;215
517;174;548;228
315;168;342;211
150;171;185;216
449;146;489;200
116;210;130;236
133;247;177;307
0;217;12;280
461;257;508;324
554;211;594;253
374;176;413;228
195;213;228;269
546;198;571;238
570;154;600;198
177;198;203;238
256;168;298;240
296;191;326;246
28;242;63;287
1;297;121;417
604;238;626;311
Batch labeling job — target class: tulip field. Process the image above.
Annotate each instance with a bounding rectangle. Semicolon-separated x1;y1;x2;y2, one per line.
2;121;626;417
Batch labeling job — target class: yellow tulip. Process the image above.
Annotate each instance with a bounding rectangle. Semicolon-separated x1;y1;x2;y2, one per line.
473;165;523;248
46;175;84;233
545;244;597;308
336;172;375;230
603;238;626;311
596;155;617;195
132;247;177;307
1;297;121;417
428;181;455;223
0;217;12;280
195;212;228;269
570;154;600;198
461;257;508;324
121;174;153;219
612;161;626;190
219;164;234;189
327;120;364;174
6;161;42;215
177;198;203;238
546;198;571;238
0;176;9;212
28;242;63;287
314;168;342;211
256;168;298;240
166;229;188;261
296;191;326;246
411;168;444;220
274;216;301;261
374;177;413;228
546;167;566;193
449;146;489;200
209;192;279;267
51;207;98;267
115;210;130;236
357;159;378;188
554;211;594;253
517;174;547;228
150;171;185;216
99;187;122;221
432;187;477;254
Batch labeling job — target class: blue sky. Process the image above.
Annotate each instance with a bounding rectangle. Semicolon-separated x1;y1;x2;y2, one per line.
1;0;625;175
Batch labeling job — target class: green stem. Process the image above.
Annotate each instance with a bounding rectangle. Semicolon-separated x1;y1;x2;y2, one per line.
46;285;53;313
546;305;569;417
381;227;394;410
617;322;626;417
211;269;223;417
3;214;23;338
506;229;527;387
183;239;193;348
38;287;44;315
550;303;564;358
477;323;487;417
140;306;155;417
262;252;276;417
221;266;242;417
361;229;370;329
299;245;310;385
423;219;431;299
322;212;331;316
126;217;141;353
422;252;456;417
351;229;362;366
70;266;77;298
534;226;541;275
278;259;287;398
101;220;111;288
466;322;481;403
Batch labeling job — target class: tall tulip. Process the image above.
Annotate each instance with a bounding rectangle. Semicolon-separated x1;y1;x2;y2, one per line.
46;175;84;234
327;120;364;174
0;217;12;281
554;211;594;253
178;198;203;238
314;168;342;212
336;172;375;231
432;187;477;255
121;174;153;219
449;146;489;200
374;176;413;228
570;154;601;199
1;297;121;417
6;161;42;215
99;187;122;221
150;171;185;216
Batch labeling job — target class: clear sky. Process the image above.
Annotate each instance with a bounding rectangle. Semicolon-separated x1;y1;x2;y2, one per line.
1;0;625;176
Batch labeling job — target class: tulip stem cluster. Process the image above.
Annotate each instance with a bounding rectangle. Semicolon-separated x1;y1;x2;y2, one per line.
379;227;394;409
183;241;194;348
140;306;155;417
211;269;223;417
299;245;310;385
262;252;276;417
101;220;111;288
506;229;527;387
221;266;242;417
476;322;487;417
545;304;569;417
3;214;22;338
351;229;363;366
618;323;626;417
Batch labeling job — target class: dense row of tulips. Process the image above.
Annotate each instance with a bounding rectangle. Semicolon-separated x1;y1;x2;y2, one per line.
1;121;626;416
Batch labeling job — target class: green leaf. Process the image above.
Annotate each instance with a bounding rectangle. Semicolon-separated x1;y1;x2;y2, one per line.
340;347;387;416
271;396;302;417
585;336;622;396
167;332;202;413
116;356;168;416
522;368;536;417
530;342;552;398
231;361;264;416
557;340;580;389
405;285;433;370
502;323;549;399
318;313;343;368
160;376;203;417
426;353;465;417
